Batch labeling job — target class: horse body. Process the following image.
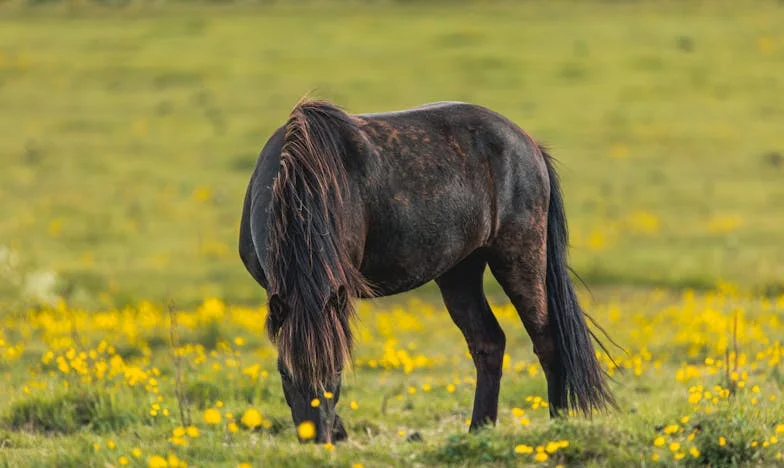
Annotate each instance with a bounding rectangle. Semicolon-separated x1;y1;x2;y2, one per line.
242;102;544;296
239;99;614;443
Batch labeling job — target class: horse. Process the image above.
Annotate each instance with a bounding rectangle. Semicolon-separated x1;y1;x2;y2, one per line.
238;98;615;444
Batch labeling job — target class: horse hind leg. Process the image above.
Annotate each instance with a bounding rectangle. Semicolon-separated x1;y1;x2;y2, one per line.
435;253;506;431
487;225;567;417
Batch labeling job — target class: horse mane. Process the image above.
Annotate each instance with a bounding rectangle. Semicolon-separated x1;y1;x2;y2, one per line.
266;98;372;391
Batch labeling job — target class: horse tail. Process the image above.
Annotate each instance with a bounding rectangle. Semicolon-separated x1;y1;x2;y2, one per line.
266;98;371;391
541;145;616;416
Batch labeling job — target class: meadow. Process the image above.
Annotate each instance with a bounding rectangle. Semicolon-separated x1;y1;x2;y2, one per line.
1;0;783;466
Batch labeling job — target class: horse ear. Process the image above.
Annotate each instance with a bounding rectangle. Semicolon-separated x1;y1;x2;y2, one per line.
267;294;288;338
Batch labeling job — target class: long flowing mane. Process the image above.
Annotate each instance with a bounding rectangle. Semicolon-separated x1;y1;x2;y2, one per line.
266;98;372;390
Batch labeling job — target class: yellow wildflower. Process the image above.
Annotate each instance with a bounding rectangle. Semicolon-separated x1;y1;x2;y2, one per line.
514;444;533;454
204;408;222;425
297;421;316;440
241;409;263;429
148;455;168;468
663;424;679;434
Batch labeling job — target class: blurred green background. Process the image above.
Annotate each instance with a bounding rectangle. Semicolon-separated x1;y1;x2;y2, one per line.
0;0;782;310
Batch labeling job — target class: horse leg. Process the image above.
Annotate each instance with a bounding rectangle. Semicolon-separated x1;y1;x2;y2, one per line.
436;254;506;431
488;227;567;417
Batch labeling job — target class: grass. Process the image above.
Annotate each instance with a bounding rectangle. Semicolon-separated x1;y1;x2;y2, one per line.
0;289;783;466
0;0;783;466
1;1;783;309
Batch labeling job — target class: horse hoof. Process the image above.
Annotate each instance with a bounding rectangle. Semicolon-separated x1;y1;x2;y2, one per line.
332;415;348;442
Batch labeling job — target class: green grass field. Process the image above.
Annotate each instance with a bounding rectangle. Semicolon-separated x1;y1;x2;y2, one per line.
1;1;783;466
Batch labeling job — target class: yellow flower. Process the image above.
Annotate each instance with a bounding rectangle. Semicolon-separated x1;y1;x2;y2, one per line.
534;452;548;462
132;448;143;458
352;464;365;468
186;426;199;438
238;464;251;468
690;447;700;458
663;424;679;434
422;383;431;392
324;391;334;399
408;386;416;394
653;436;665;447
297;421;316;440
512;407;525;417
310;399;321;408
324;443;335;451
545;441;561;454
204;408;222;425
170;436;188;447
446;384;456;393
167;453;183;467
148;455;168;468
669;442;680;452
172;427;185;437
118;456;129;466
350;400;359;410
718;436;726;446
776;424;784;434
241;409;263;429
514;444;533;454
227;422;239;433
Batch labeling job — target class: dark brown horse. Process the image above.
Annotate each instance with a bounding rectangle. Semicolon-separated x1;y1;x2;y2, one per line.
239;98;615;443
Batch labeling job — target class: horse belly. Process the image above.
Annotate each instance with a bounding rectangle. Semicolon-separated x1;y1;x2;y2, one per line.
358;197;491;297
